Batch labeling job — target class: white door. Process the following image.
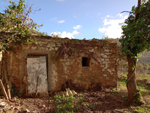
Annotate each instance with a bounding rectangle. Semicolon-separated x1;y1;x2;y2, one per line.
27;56;48;94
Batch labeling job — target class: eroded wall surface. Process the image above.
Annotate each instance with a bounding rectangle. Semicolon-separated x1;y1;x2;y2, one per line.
5;37;118;94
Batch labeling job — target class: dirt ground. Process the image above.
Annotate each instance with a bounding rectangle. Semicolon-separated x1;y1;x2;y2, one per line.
0;89;135;113
1;73;150;113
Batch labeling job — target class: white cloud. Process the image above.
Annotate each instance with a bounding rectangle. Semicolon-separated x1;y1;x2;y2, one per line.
117;13;123;18
72;30;80;35
56;0;65;1
50;30;80;39
106;15;111;18
73;25;82;30
98;14;128;38
57;20;65;23
51;31;73;39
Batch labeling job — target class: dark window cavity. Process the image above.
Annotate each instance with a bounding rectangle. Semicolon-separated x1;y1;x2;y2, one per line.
82;57;90;67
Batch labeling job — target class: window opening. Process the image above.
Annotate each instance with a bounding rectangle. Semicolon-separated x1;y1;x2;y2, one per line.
82;57;90;67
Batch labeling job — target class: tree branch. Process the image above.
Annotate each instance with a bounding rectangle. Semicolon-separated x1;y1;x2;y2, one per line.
121;11;131;13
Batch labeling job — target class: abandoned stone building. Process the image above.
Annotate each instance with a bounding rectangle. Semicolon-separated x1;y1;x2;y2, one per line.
1;36;118;95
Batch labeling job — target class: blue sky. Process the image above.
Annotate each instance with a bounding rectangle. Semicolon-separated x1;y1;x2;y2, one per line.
0;0;138;39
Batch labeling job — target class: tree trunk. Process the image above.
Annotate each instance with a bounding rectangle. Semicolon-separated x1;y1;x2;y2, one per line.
138;0;141;6
135;0;141;20
126;0;143;105
126;55;138;104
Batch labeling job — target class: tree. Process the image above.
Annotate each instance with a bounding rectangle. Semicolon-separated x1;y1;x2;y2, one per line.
0;0;42;51
0;0;42;99
120;0;150;104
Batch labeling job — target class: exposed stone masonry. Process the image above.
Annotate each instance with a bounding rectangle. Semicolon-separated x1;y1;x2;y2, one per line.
4;36;118;95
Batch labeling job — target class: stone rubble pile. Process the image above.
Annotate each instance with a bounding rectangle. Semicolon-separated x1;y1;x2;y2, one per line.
57;88;77;96
0;99;30;113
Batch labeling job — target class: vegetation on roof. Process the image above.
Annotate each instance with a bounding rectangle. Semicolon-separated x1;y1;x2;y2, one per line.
0;0;43;51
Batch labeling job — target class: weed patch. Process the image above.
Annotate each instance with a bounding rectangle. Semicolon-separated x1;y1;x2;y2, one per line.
51;94;82;112
132;105;150;113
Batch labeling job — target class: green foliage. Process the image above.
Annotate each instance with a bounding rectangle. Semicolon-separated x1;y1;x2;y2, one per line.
73;105;81;112
140;90;150;95
137;83;148;89
133;91;142;104
52;94;80;112
132;105;150;113
118;80;126;86
137;74;150;81
78;96;85;101
111;89;121;93
120;2;150;58
87;105;94;110
0;0;42;51
131;66;135;71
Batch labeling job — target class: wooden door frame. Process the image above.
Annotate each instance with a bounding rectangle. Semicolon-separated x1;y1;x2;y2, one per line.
25;54;48;94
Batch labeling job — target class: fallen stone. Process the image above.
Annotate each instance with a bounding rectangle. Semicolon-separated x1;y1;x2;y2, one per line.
57;88;77;97
66;88;73;96
71;90;77;95
4;108;14;113
114;109;124;113
0;102;6;107
26;109;30;113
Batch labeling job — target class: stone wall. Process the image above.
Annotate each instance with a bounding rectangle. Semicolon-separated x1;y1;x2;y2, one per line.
5;36;118;94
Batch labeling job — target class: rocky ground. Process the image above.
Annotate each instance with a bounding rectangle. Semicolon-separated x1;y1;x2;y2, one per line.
0;89;134;113
0;73;150;113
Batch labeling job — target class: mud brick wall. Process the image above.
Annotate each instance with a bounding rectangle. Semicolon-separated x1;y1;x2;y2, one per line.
5;36;118;94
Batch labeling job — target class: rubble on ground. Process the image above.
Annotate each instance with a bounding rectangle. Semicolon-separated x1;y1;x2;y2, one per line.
57;88;77;96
